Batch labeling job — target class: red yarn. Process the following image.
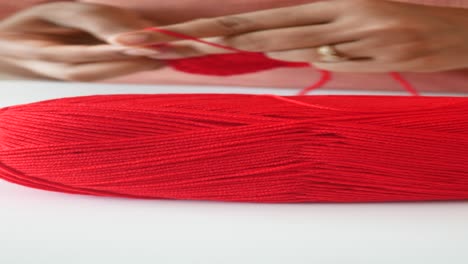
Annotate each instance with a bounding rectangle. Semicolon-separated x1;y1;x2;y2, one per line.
146;27;419;95
1;28;465;203
0;95;467;202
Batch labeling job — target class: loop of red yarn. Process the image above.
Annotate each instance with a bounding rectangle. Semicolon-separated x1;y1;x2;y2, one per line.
0;94;467;202
145;27;309;75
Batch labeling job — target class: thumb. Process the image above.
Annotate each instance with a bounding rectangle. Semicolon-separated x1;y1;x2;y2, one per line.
29;2;155;44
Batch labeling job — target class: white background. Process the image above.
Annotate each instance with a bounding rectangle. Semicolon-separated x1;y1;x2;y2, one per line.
1;81;467;264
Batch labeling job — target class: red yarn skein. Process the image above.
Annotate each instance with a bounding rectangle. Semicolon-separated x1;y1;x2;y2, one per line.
0;95;467;202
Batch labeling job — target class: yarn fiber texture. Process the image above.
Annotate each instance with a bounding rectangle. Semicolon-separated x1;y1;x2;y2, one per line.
1;94;467;202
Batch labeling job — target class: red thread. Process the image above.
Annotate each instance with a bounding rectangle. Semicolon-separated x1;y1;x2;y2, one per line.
298;70;332;96
0;95;467;203
390;72;420;96
146;27;419;95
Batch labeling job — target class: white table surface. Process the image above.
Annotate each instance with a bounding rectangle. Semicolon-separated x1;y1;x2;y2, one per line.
1;81;467;264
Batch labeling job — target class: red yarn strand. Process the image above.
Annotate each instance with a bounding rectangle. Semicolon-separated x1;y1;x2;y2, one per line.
390;72;420;96
298;70;332;95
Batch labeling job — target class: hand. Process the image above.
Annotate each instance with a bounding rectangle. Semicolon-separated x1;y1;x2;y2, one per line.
0;1;165;81
120;0;468;73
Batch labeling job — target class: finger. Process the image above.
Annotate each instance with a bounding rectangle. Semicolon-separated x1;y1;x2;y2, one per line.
16;2;155;44
0;57;55;80
265;41;372;63
262;41;391;73
309;41;435;73
113;1;338;46
5;57;164;81
142;23;351;60
219;24;343;53
313;61;393;73
141;39;230;59
0;33;162;63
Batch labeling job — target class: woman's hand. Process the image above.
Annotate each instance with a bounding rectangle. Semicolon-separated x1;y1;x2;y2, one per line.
121;0;468;73
0;1;164;81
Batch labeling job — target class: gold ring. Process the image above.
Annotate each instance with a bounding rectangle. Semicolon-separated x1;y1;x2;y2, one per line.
317;45;346;62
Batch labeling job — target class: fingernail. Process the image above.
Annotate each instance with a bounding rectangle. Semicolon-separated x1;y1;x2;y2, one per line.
122;49;161;57
115;32;152;45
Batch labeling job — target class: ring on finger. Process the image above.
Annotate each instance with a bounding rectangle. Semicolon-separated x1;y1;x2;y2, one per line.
316;45;347;62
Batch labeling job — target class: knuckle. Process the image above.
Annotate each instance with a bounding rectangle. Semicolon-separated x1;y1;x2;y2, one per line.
214;16;255;35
